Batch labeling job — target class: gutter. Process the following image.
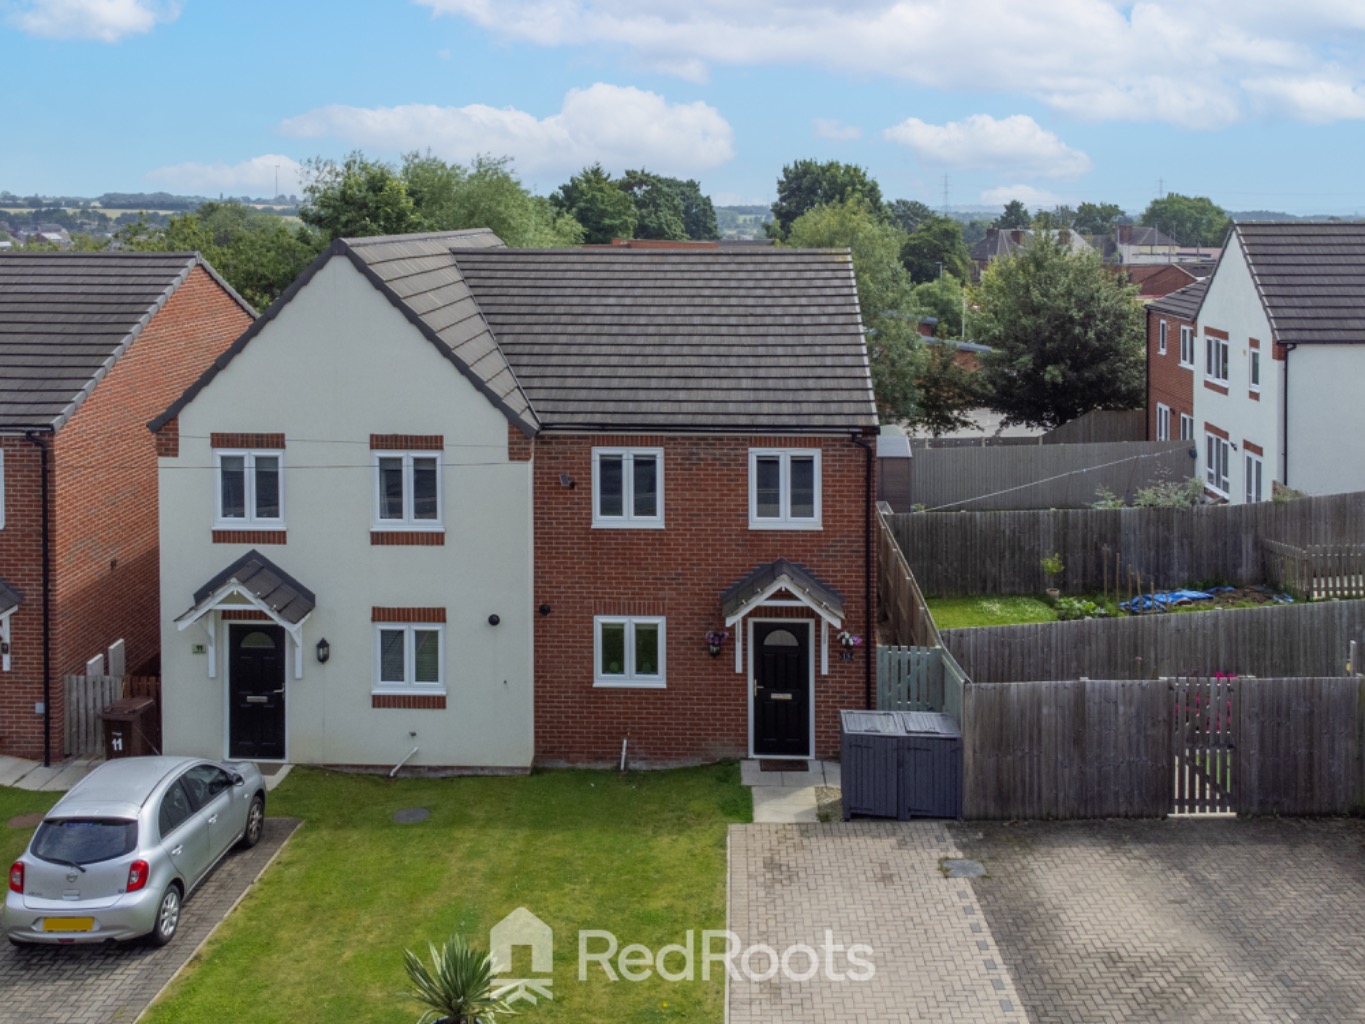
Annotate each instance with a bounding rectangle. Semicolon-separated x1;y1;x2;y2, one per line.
23;429;54;767
851;431;875;709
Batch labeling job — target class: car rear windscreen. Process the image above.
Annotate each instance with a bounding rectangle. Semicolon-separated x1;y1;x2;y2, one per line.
33;818;138;865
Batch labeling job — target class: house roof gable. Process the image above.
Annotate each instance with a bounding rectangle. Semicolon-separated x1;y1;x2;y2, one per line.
1233;221;1365;345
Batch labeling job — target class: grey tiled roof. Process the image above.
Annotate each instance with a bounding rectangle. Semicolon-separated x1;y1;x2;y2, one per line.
1235;222;1365;344
187;550;315;625
721;558;845;621
1148;278;1209;320
454;248;876;431
0;576;21;616
0;252;253;432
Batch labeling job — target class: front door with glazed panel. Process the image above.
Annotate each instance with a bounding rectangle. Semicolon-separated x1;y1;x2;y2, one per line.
752;621;812;757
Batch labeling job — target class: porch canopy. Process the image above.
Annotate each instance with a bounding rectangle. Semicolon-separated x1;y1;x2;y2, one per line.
175;550;315;679
0;576;20;672
721;558;845;675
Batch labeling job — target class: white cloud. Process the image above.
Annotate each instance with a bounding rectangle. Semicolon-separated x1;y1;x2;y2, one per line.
415;0;1365;129
884;114;1091;179
814;118;862;141
278;83;734;178
7;0;178;42
1243;75;1365;122
145;155;304;196
979;184;1068;209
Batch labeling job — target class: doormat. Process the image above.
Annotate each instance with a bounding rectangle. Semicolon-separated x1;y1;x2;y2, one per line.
759;760;810;772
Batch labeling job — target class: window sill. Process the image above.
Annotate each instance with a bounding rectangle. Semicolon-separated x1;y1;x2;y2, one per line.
591;520;666;530
593;680;667;690
748;520;822;531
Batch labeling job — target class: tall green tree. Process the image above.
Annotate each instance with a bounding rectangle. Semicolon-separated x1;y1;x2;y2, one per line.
911;275;965;338
886;198;934;234
299;152;418;240
1033;205;1076;230
769;159;883;239
670;177;719;240
899;215;971;284
995;200;1031;229
785;198;922;423
1139;193;1229;247
620;169;687;240
551;164;637;244
974;234;1145;429
916;342;986;437
1073;201;1125;236
402;153;583;247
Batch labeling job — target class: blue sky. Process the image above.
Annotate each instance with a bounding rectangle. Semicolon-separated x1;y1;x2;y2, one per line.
5;0;1365;216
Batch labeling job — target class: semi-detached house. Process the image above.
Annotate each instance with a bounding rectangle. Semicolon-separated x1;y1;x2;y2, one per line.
151;230;878;770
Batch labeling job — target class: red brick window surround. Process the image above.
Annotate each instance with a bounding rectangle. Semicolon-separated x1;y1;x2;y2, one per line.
371;531;445;546
372;693;446;710
213;529;287;545
370;434;443;451
211;433;285;449
372;607;447;623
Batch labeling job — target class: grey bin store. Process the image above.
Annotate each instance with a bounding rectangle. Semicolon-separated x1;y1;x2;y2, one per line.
840;710;963;820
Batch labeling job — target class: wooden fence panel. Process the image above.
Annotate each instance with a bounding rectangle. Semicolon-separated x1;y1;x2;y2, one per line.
64;674;122;758
890;489;1365;596
1237;677;1361;815
876;646;942;712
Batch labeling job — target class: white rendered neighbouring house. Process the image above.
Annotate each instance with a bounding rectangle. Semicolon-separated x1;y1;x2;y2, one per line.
151;231;536;770
1193;222;1365;504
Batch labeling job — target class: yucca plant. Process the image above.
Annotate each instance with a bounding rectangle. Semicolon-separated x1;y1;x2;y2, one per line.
402;933;514;1024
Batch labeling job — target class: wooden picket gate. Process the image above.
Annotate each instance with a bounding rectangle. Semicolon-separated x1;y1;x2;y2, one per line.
1171;676;1236;813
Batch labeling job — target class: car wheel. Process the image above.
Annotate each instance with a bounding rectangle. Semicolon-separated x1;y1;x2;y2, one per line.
239;793;265;849
147;883;182;947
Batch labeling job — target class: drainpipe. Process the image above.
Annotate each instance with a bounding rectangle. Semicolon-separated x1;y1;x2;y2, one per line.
1280;343;1296;488
24;430;54;767
851;431;874;709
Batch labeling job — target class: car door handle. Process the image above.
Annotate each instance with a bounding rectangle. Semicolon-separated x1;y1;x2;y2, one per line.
207;815;218;824
171;845;183;857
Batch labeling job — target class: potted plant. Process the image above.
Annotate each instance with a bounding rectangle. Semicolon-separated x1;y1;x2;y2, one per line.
1041;552;1064;602
402;933;513;1024
705;629;730;657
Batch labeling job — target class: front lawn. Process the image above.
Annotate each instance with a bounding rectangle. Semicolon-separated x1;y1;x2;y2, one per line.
0;788;58;865
144;763;749;1024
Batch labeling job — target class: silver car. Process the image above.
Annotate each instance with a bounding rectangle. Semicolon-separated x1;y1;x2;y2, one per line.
4;756;265;947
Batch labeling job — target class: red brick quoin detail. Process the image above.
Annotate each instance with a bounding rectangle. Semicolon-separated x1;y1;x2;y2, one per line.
507;425;534;462
211;433;285;449
371;694;446;709
370;434;443;450
371;532;444;546
213;530;287;545
155;418;179;458
372;607;446;623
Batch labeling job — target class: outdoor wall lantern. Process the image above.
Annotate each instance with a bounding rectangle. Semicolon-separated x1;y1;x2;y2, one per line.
539;603;552;616
488;614;501;626
316;638;330;664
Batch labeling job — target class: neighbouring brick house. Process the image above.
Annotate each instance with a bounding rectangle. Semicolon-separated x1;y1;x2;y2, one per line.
0;252;255;762
1146;277;1207;445
152;232;877;769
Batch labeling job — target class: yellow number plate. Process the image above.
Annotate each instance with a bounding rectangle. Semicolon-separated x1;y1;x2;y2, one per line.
42;917;94;932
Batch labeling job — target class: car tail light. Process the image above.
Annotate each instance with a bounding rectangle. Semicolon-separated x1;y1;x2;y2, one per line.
126;860;150;893
8;862;22;894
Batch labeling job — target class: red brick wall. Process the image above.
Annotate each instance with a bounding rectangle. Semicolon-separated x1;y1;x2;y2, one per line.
532;431;876;767
1147;307;1196;442
0;266;253;760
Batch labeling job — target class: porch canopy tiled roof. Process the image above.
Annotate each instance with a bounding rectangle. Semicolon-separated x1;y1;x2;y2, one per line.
721;558;845;625
1236;221;1365;344
453;248;878;432
0;252;253;431
0;576;20;616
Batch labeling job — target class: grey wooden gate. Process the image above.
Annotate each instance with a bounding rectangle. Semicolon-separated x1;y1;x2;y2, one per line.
1171;677;1236;813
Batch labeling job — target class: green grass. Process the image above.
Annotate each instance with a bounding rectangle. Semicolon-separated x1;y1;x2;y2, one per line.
143;763;750;1024
0;788;59;866
926;594;1057;630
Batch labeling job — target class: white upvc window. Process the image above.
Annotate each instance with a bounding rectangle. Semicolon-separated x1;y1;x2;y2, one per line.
1249;348;1262;393
592;448;664;528
1205;334;1229;385
374;624;444;690
374;453;442;530
1245;452;1264;504
215;450;283;527
1179;414;1195;441
1205;433;1230;496
1179;326;1195;368
1156;403;1171;441
594;616;665;688
1158;320;1168;355
749;449;822;530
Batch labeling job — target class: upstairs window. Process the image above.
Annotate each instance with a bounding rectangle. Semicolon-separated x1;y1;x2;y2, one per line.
1179;326;1195;368
1205;334;1229;385
592;449;663;528
749;450;821;529
216;451;282;527
1206;433;1230;495
374;454;441;529
1249;348;1262;393
1158;320;1168;355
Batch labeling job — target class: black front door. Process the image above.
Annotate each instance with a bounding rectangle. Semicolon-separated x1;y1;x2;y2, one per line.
752;622;811;757
228;624;286;760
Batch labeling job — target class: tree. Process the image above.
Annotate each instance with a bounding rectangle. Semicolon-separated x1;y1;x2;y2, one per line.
899;215;971;284
668;176;718;240
1034;205;1076;230
620;169;687;240
994;200;1031;229
785;198;923;423
402;152;583;247
551;164;636;244
769;159;883;239
974;234;1145;429
1072;201;1124;236
299;152;418;240
1139;193;1229;247
886;198;934;234
915;342;986;437
911;275;965;338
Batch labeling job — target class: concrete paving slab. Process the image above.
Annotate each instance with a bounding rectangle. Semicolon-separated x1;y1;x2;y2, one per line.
751;786;818;824
0;756;33;788
13;765;65;792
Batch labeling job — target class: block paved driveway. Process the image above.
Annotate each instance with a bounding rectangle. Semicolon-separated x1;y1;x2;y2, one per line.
2;818;298;1024
730;816;1365;1023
